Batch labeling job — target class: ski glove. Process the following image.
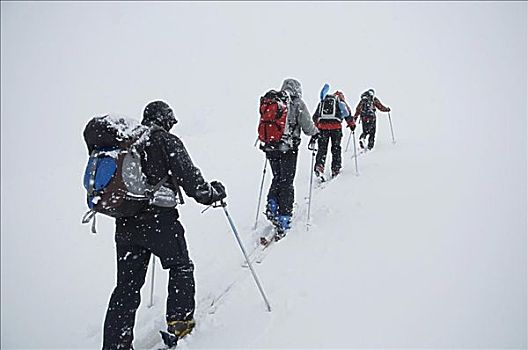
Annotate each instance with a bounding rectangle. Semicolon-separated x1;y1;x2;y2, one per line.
209;180;227;204
347;121;356;131
308;135;318;150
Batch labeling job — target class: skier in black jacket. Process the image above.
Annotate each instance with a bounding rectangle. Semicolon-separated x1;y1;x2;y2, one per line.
102;101;227;350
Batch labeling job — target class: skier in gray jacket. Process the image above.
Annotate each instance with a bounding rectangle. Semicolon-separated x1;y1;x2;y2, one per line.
264;78;319;239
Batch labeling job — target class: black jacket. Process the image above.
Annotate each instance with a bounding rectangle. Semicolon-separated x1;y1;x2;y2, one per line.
140;128;217;207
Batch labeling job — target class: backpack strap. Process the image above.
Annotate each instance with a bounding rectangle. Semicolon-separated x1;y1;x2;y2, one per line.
81;209;98;233
86;151;99;204
145;174;171;199
150;126;186;206
82;151;101;233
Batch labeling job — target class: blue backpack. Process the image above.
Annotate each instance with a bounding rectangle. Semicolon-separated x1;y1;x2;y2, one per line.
81;115;171;232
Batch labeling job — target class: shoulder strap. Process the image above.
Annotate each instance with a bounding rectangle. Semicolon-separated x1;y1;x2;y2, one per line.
153;127;185;205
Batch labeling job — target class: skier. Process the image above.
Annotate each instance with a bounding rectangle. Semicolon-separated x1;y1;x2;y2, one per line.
311;90;356;178
353;88;391;150
102;101;227;350
261;78;319;240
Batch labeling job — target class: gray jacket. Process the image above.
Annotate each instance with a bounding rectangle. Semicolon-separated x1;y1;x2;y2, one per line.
280;79;319;148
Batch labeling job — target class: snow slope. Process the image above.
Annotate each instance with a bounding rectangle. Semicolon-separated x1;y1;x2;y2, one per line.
1;2;526;349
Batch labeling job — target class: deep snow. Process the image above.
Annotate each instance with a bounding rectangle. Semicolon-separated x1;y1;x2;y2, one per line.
1;2;526;349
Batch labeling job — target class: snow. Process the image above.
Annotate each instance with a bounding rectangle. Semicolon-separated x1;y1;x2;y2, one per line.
1;2;527;349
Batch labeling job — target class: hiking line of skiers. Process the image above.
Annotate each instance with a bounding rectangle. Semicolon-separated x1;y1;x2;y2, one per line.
82;77;391;349
257;79;391;241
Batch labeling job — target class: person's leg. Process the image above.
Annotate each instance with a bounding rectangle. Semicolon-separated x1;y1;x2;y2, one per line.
359;117;368;148
103;232;150;350
368;118;377;149
139;212;197;339
277;149;298;218
360;117;368;140
315;131;330;174
265;151;281;220
163;221;195;325
330;129;343;175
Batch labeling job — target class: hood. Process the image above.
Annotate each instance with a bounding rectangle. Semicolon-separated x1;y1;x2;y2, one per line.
281;78;303;99
362;89;375;99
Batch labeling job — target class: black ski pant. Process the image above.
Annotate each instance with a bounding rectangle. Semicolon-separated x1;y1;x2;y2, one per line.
103;208;195;350
266;148;298;216
359;116;377;149
315;129;343;172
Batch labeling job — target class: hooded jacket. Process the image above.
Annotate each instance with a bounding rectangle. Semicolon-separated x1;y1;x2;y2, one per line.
139;117;220;208
280;79;319;147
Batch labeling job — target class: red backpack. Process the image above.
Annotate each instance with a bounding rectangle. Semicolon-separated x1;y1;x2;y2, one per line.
258;90;290;145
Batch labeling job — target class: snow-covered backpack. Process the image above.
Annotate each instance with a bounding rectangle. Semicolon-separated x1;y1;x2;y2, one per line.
319;94;340;121
361;92;375;117
257;90;292;151
81;115;176;232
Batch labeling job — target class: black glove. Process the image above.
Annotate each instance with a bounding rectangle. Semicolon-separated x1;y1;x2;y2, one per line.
209;180;227;204
308;135;318;150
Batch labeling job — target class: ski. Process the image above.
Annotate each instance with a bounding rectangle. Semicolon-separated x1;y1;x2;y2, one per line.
254;230;286;264
313;173;328;189
351;148;369;159
243;225;288;266
241;225;276;268
259;236;272;247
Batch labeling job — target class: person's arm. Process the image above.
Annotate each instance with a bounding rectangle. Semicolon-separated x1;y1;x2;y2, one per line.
162;134;226;205
312;102;321;124
338;100;351;119
342;100;353;116
353;100;362;119
339;101;355;129
374;97;390;112
296;99;319;136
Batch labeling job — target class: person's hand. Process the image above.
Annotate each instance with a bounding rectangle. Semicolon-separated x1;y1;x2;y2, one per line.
210;181;227;203
347;121;356;132
308;134;318;150
387;107;391;112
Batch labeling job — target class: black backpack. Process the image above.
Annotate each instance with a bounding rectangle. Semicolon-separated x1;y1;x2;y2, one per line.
319;94;339;120
361;93;375;117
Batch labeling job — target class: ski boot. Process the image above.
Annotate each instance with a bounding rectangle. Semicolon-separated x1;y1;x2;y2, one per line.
359;138;366;149
331;168;340;178
314;164;325;181
274;215;291;241
160;319;196;348
265;198;279;225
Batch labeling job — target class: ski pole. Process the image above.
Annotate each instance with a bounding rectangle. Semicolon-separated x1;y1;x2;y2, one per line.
253;158;268;230
388;112;396;144
253;137;259;147
344;129;352;153
307;148;316;230
220;201;272;312
148;256;156;308
352;131;359;176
